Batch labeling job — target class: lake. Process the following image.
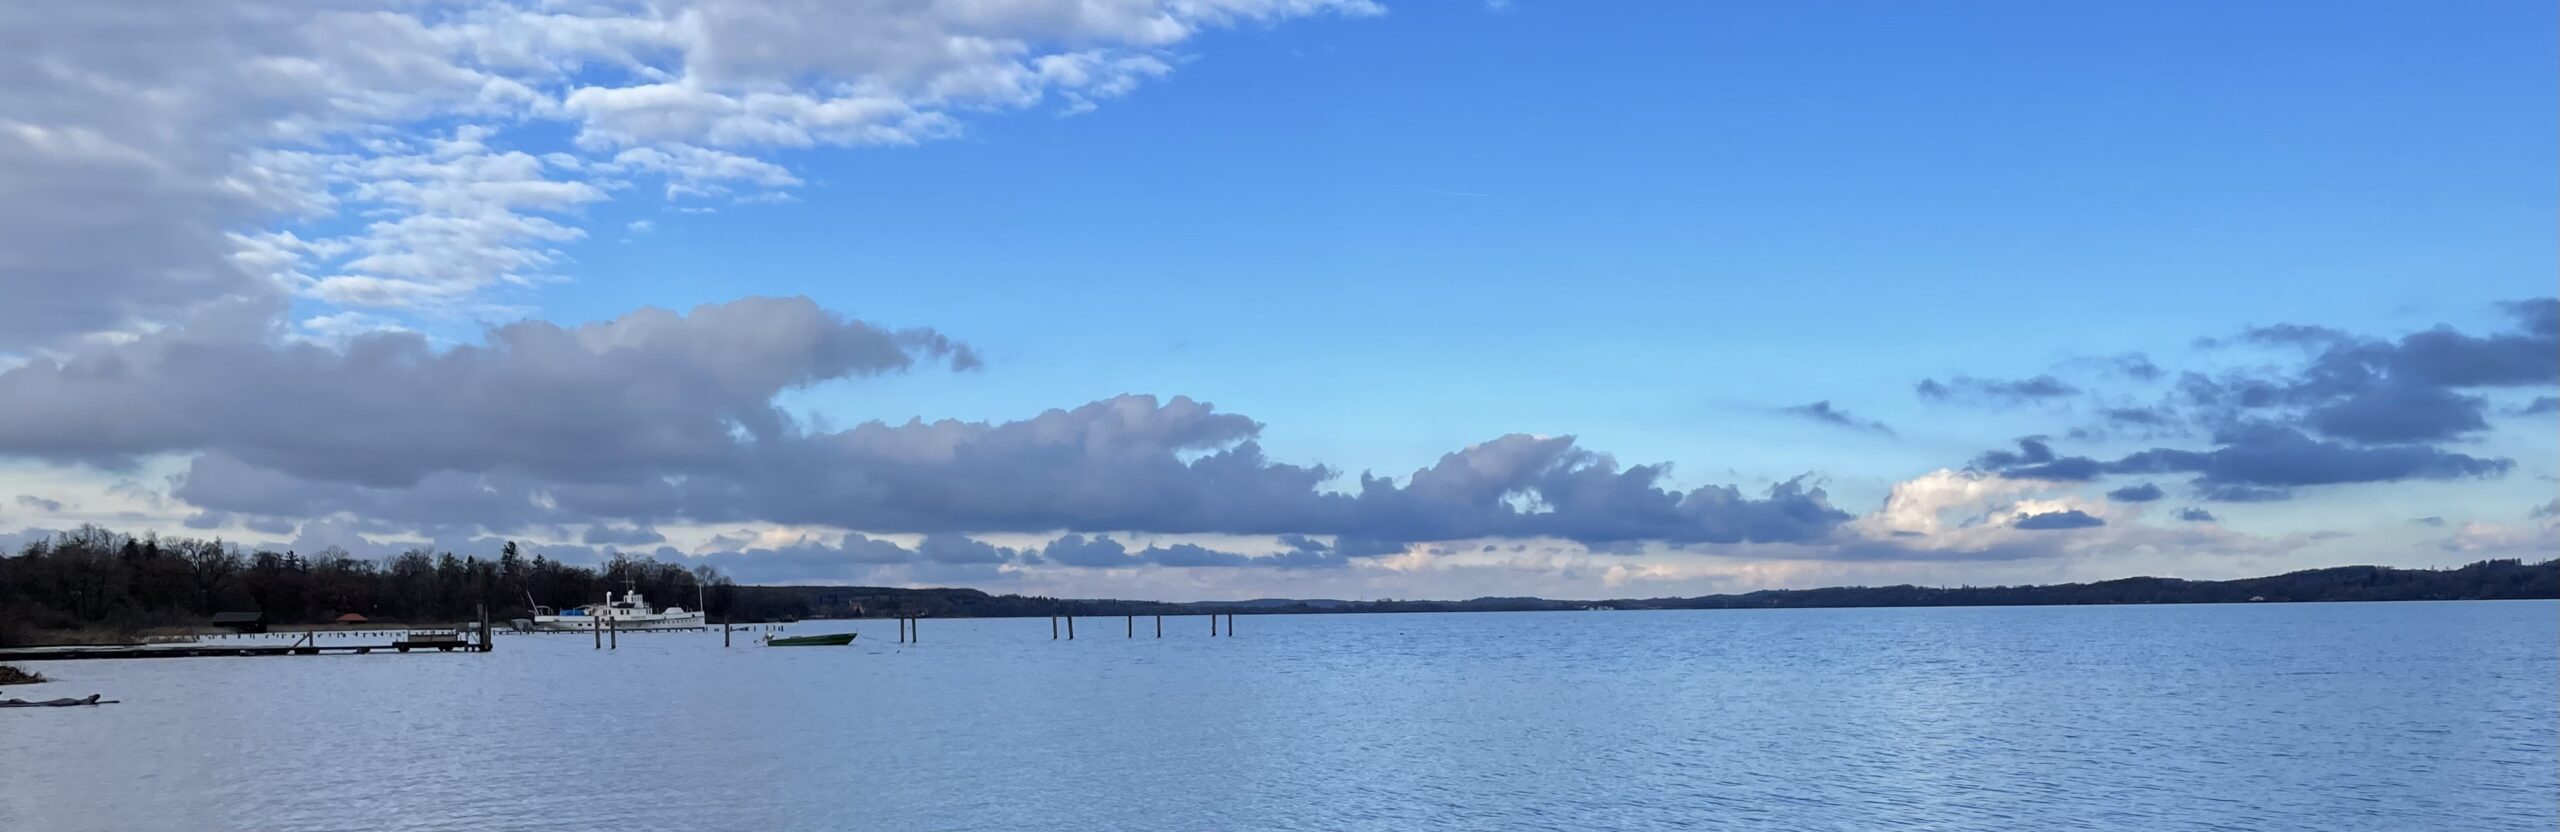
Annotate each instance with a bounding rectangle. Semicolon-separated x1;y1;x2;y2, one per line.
3;601;2553;831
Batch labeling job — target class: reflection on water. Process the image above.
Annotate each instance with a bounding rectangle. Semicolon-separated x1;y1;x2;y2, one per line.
3;601;2553;831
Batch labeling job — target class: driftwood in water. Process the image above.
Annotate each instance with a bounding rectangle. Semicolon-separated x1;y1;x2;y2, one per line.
1;694;118;707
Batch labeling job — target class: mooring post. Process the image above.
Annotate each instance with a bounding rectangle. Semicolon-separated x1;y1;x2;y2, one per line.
1067;615;1076;640
1156;614;1163;638
593;615;602;649
723;620;732;648
609;618;618;650
1227;613;1235;637
1126;614;1133;638
1051;615;1059;640
911;616;919;643
1210;614;1218;637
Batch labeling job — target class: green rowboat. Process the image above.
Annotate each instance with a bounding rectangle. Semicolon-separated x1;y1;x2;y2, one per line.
764;632;857;647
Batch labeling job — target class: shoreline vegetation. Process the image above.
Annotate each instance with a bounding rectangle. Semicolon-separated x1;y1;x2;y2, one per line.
1;525;2553;646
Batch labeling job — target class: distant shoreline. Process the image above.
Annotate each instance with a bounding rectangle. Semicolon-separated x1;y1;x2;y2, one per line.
727;558;2559;621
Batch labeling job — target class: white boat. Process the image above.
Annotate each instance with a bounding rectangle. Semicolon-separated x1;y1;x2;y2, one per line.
527;585;704;631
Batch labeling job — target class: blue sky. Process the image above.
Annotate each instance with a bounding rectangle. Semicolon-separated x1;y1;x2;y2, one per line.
566;2;2552;490
1;1;2552;598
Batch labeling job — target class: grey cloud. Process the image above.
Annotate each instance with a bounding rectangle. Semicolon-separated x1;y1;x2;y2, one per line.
12;495;62;512
1037;534;1349;570
2112;354;2164;382
2303;384;2487;444
2103;407;2173;426
583;524;667;546
0;5;301;350
2194;484;2293;503
1958;300;2552;497
0;296;973;484
1778;401;1896;436
2110;425;2510;491
1974;425;2510;501
2410;516;2445;527
2013;510;2104;530
2105;483;2165;503
156;395;1852;550
916;533;1010;565
2183;299;2557;444
2173;507;2217;523
2515;396;2559;416
1971;438;2102;482
1916;374;2080;403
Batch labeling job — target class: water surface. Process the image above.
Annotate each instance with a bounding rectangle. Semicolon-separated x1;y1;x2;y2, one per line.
4;601;2553;831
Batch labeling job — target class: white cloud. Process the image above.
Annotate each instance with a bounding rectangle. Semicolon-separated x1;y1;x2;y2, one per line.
0;0;1380;343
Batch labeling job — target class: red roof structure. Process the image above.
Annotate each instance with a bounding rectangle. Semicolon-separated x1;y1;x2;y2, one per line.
333;613;370;624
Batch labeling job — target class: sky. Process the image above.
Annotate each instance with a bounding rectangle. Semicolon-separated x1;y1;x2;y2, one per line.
0;1;2552;601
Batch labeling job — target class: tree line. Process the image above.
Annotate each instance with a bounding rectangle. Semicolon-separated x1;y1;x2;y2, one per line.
0;525;737;644
4;524;2552;645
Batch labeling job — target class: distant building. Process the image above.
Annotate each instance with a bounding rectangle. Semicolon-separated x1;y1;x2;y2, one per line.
211;611;266;633
333;613;371;626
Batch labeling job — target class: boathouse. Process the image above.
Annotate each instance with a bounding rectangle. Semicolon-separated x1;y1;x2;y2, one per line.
211;611;266;634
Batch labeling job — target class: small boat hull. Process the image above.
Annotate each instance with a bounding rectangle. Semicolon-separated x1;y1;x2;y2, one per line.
765;633;857;647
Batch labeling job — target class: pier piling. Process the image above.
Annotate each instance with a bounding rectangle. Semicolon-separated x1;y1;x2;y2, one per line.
1067;615;1076;640
1156;614;1163;638
1126;614;1133;638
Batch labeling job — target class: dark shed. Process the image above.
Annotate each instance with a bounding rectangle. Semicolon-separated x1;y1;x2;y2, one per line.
211;611;267;633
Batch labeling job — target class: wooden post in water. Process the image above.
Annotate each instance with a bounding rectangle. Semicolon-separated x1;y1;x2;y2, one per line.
911;616;918;643
1126;614;1133;638
609;617;618;650
723;620;731;648
1228;613;1235;637
593;614;602;649
1067;615;1075;640
1156;614;1163;638
1210;614;1218;637
1051;615;1059;640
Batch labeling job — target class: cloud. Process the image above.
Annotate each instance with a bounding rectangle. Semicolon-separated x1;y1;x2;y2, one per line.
13;494;63;513
0;296;975;483
4;340;1855;548
1778;401;1895;436
0;1;1380;347
1971;438;2101;481
2105;483;2165;503
583;524;666;546
2180;299;2557;444
1916;374;2080;403
1973;425;2510;501
2410;516;2445;527
2515;396;2559;416
2108;425;2510;494
2013;509;2104;530
2173;507;2217;523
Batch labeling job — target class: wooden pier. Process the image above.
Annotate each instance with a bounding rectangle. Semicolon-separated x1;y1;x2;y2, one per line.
0;608;495;662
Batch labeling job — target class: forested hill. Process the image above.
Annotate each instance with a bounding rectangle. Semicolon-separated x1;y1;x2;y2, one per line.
1;523;2551;645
